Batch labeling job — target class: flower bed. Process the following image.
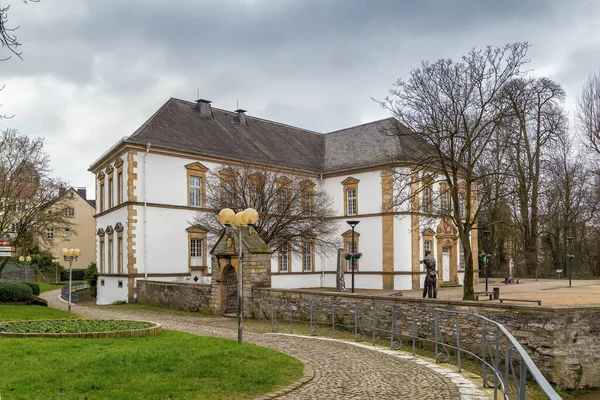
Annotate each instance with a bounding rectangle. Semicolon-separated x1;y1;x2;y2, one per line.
0;319;161;338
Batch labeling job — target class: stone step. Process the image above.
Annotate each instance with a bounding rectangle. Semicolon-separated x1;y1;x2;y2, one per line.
440;283;461;288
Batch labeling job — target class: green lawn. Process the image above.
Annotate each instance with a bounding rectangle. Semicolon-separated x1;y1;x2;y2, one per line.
0;330;303;400
38;282;64;293
0;305;74;322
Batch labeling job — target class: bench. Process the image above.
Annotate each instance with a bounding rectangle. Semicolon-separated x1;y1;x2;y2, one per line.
555;269;563;279
474;291;493;300
499;298;542;306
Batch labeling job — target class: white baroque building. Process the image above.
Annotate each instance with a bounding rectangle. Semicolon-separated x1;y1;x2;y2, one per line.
90;98;478;304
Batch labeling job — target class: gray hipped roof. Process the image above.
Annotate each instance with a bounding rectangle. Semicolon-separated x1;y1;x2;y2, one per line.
99;98;428;174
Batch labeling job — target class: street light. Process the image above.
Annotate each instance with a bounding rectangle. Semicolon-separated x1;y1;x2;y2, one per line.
346;220;361;293
18;255;33;281
567;236;574;288
60;247;81;313
483;229;491;293
218;207;259;344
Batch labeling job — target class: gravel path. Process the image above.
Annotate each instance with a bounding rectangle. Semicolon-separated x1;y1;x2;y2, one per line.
41;291;466;399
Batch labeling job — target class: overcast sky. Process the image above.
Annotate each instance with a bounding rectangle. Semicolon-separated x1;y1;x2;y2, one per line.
1;0;599;198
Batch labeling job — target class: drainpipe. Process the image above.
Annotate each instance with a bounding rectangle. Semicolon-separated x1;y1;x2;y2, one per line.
320;173;325;287
144;142;151;280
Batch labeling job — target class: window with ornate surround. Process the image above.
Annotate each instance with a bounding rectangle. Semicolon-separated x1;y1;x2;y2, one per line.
300;180;315;215
278;242;291;273
187;225;208;275
115;222;124;274
342;229;360;272
220;168;238;209
97;172;105;212
115;158;124;205
302;239;315;272
186;162;208;208
106;225;114;274
97;228;105;273
106;165;114;209
341;177;359;216
422;177;433;214
276;176;291;214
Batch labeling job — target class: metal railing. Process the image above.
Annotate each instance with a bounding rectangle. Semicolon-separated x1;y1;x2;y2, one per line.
60;282;89;303
267;298;560;400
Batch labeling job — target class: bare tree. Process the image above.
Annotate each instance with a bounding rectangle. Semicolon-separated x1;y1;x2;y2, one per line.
378;42;530;300
0;128;73;275
577;71;600;154
0;1;39;119
501;77;567;278
194;164;339;256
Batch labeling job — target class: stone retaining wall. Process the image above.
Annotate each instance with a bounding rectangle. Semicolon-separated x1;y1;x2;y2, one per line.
137;280;211;312
250;288;600;390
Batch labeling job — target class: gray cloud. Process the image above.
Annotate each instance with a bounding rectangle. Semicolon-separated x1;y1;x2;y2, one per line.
0;0;598;196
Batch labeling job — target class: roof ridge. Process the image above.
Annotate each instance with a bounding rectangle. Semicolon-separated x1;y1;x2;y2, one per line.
325;117;396;135
170;97;323;136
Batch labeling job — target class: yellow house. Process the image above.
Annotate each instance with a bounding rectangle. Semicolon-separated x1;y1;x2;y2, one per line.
43;187;96;270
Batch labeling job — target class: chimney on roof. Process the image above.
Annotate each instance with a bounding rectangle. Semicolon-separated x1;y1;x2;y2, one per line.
196;99;213;118
77;187;87;200
234;109;247;125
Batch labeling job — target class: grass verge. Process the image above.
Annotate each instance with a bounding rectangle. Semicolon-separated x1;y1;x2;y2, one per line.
0;305;75;322
0;330;303;400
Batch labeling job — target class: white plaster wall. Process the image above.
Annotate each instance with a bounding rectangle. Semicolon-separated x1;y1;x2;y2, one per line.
394;275;412;290
352;274;383;289
140;153;219;205
458;272;465;286
95;207;129;274
96;276;128;305
322;170;383;216
352;216;382;272
272;274;322;289
393;215;412;272
392;167;412;213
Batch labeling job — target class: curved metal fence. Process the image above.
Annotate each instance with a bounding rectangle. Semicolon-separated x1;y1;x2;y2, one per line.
267;298;560;400
60;282;89;303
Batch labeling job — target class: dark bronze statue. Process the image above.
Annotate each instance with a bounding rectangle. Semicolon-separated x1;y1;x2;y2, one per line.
422;250;437;299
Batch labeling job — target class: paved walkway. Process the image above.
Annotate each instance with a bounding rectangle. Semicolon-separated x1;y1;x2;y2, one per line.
41;291;481;399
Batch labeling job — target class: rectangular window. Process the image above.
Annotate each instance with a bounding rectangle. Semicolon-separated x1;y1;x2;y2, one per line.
64;228;71;241
279;243;289;272
277;187;290;214
108;237;113;274
347;188;357;216
424;240;432;256
423;186;431;213
460;246;466;270
100;183;105;212
441;189;448;212
302;191;314;214
108;177;114;209
66;208;75;217
189;176;202;207
303;243;313;272
100;279;105;287
46;229;54;241
117;236;123;274
100;240;105;273
221;180;236;209
250;183;261;209
118;280;123;288
118;172;123;204
346;241;357;271
459;193;466;217
190;238;203;267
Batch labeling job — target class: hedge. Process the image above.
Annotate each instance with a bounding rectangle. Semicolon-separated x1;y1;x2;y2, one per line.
20;282;40;296
60;270;86;282
0;281;33;302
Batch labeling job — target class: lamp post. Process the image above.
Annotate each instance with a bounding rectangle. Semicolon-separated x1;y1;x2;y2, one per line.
60;248;81;313
51;258;61;284
18;255;32;281
567;236;574;288
483;229;490;293
346;220;360;293
218;207;259;344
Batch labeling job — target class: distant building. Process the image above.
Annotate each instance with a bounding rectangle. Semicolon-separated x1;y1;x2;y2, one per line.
90;98;478;304
42;187;96;270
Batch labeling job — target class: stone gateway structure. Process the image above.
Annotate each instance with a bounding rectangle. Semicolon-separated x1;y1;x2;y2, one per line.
210;228;271;316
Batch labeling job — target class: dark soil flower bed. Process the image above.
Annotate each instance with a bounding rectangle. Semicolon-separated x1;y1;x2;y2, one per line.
0;319;160;338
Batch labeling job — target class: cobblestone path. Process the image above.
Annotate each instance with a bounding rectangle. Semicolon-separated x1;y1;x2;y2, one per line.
41;292;464;399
